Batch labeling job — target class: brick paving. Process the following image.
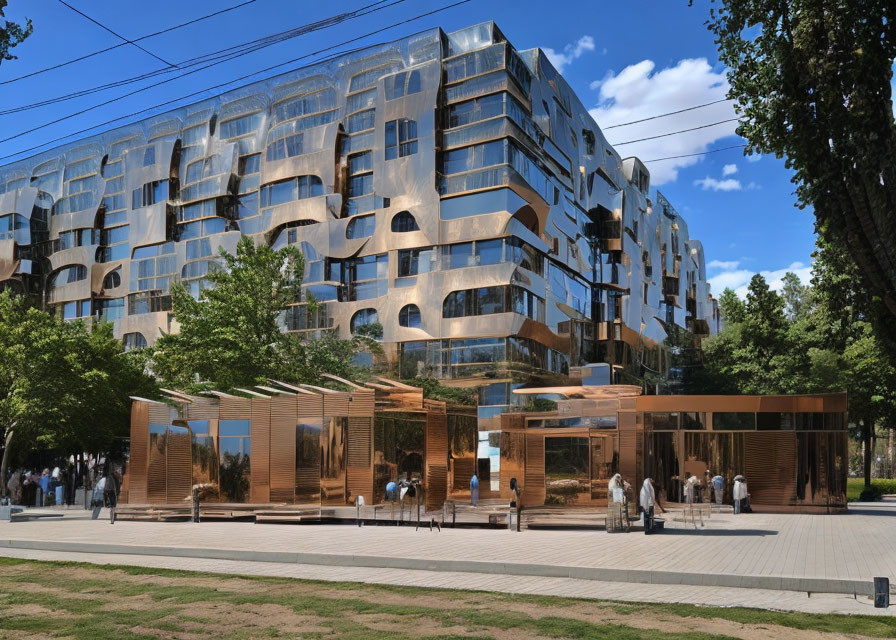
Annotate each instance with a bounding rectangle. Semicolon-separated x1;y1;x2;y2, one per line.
1;505;895;615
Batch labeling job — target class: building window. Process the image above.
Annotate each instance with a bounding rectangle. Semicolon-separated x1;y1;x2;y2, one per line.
342;253;387;301
391;211;419;232
219;112;263;139
60;299;91;320
347;152;373;199
102;268;121;290
385;119;418;160
346;215;375;239
123;332;148;351
350;308;381;337
259;175;324;208
131;179;169;208
346;109;375;133
273;88;336;122
49;265;87;289
265;133;304;162
399;304;421;328
385;70;421;100
397;247;435;277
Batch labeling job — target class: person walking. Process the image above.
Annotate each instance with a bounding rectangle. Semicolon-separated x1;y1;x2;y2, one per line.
640;478;656;533
711;473;726;507
508;477;521;531
470;473;479;506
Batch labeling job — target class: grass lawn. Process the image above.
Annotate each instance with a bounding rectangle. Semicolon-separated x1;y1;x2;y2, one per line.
0;557;895;639
846;477;896;501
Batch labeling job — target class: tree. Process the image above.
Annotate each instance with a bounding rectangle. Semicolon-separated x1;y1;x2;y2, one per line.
152;237;378;392
703;1;896;357
781;272;810;321
0;292;156;495
0;0;32;65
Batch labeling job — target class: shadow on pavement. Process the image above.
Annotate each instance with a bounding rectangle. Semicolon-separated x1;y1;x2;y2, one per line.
658;528;778;536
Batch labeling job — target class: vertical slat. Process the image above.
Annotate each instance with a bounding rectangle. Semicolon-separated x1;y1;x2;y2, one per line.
166;427;193;504
346;416;373;504
250;397;271;503
269;394;296;503
523;433;545;507
425;409;449;511
127;401;149;504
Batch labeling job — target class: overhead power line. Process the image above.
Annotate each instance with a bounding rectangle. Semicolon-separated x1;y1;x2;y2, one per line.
0;0;259;86
0;0;395;116
0;0;405;145
57;0;177;68
641;144;748;163
0;0;472;162
611;118;740;146
602;98;734;130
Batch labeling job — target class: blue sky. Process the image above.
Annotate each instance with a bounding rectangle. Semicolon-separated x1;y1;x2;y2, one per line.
0;0;819;297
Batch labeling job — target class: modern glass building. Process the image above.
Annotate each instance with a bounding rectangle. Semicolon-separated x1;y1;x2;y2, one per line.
0;22;719;394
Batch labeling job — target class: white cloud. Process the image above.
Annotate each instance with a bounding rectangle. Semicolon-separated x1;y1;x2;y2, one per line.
747;153;762;163
722;163;737;176
708;259;740;270
708;261;813;299
542;35;595;74
589;58;739;184
694;176;742;191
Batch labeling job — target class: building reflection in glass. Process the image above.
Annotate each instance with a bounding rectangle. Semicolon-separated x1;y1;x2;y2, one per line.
218;419;250;502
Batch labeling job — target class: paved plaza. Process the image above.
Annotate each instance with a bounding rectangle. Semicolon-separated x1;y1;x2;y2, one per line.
2;505;895;616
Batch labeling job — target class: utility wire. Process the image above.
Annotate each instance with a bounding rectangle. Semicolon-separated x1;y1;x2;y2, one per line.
0;0;394;116
0;0;404;145
611;118;740;146
0;0;258;86
602;98;734;129
0;0;472;162
57;0;177;68
642;144;748;163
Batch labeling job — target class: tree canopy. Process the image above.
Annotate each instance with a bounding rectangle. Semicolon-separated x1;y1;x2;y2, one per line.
0;0;31;65
0;291;156;488
151;237;379;392
703;0;896;357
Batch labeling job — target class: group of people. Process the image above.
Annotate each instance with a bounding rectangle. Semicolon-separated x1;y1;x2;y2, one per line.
4;467;74;506
681;471;750;514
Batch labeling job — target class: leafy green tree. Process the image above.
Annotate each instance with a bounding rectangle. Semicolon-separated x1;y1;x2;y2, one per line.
0;0;31;65
152;237;378;392
0;292;156;495
703;0;896;355
781;272;810;321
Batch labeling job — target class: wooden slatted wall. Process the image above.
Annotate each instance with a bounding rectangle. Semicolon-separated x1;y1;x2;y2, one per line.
323;393;349;417
744;432;797;506
296;393;323;418
618;412;642;489
219;396;250;420
127;402;149;504
250;397;271;503
186;397;219;420
166;428;193;503
148;403;171;426
269;394;296;503
425;409;449;511
523;433;546;507
146;430;167;504
347;417;373;505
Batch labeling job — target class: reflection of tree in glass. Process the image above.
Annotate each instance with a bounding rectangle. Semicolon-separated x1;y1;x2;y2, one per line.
219;452;250;502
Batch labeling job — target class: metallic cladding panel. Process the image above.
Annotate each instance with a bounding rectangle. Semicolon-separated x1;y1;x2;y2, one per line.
324;394;350;417
250;397;271;503
220;396;250;420
127;401;149;504
166;426;193;503
147;428;167;504
522;433;546;507
346;416;374;504
270;394;297;503
424;409;449;511
744;431;797;505
320;417;347;505
296;394;323;418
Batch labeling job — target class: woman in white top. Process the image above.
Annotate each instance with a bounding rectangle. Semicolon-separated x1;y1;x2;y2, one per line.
733;477;747;514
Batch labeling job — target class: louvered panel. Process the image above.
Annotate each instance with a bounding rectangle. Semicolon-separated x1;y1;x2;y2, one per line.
127;402;149;504
296;394;323;418
219;396;250;419
349;390;375;416
250;397;271;503
347;416;373;503
187;397;219;420
147;431;167;504
324;393;350;417
744;432;797;506
269;394;296;504
166;428;193;504
425;410;449;511
523;433;545;507
617;412;640;487
452;457;475;492
148;403;171;425
295;467;319;505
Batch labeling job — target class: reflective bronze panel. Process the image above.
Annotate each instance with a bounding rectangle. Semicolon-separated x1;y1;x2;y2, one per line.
295;420;321;504
320;417;347;505
744;431;797;505
127;401;149;504
373;411;426;503
147;424;168;504
544;436;590;506
522;433;545;507
499;430;525;500
682;432;745;501
346;416;374;504
448;410;477;497
188;419;219;499
425;409;449;510
644;432;678;504
250;397;271;503
166;426;193;503
218;419;251;502
270;395;297;503
797;431;848;508
590;432;618;503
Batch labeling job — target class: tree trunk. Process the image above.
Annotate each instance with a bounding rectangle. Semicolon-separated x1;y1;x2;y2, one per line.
864;417;873;489
0;427;14;499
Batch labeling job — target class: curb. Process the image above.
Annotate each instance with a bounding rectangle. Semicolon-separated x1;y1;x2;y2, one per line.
0;538;873;596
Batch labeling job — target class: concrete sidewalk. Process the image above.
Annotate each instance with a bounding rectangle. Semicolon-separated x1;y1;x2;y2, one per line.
1;506;895;612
